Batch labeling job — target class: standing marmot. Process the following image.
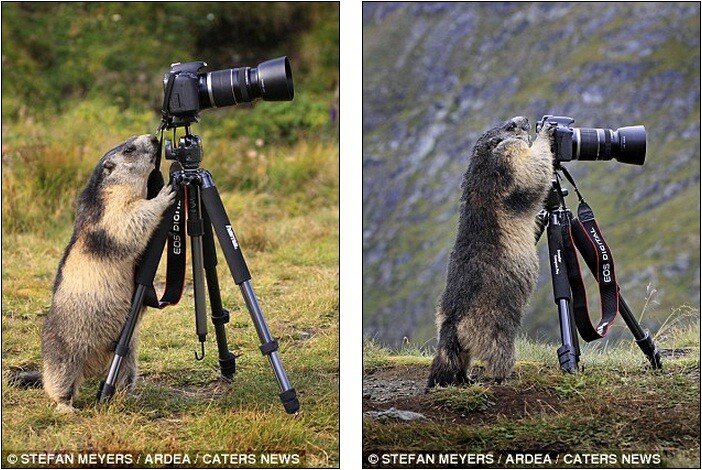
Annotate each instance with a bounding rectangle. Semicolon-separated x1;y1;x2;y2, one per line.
427;116;554;388
38;134;174;412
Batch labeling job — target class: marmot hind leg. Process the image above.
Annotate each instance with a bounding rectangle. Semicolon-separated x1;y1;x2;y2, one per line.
457;312;517;383
482;328;517;383
42;359;83;412
427;321;470;388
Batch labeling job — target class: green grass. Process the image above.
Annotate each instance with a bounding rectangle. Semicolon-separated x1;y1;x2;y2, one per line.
363;325;700;467
429;385;495;413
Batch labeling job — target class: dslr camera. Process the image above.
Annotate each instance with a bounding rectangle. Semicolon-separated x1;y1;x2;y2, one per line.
537;115;646;165
161;57;294;128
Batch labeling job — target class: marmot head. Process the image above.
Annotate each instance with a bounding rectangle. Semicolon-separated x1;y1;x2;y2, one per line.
472;116;531;157
76;134;159;226
93;134;159;193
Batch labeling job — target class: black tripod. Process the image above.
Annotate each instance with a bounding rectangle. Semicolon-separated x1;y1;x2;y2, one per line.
97;130;299;414
535;166;662;373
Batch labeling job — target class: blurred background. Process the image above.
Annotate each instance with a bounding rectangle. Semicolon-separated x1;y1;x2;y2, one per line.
363;2;700;348
2;2;339;231
2;3;339;463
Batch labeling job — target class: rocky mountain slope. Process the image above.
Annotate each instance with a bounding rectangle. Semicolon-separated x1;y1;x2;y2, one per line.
363;2;700;347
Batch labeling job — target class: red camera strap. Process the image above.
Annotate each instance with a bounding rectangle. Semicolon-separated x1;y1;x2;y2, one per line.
562;200;620;342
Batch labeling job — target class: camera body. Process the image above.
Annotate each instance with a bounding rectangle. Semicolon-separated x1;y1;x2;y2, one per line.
537;114;647;166
161;57;294;129
537;115;577;161
162;62;209;127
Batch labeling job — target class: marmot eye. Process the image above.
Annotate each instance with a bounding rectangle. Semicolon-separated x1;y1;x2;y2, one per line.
124;145;136;154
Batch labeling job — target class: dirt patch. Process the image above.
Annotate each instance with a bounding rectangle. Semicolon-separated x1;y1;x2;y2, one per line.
364;364;427;403
363;364;561;425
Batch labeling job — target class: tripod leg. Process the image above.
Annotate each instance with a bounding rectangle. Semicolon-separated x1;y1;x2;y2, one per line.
547;212;579;373
186;184;208;355
619;298;662;369
199;172;299;414
99;285;147;402
202;207;237;380
569;302;581;361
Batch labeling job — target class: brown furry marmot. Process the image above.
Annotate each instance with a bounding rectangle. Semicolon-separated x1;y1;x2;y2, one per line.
427;116;554;388
14;134;175;412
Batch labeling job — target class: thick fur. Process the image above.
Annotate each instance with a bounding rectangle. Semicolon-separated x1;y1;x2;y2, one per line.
41;134;175;412
427;117;553;388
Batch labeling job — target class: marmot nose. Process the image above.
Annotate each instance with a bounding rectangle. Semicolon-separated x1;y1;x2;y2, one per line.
139;134;158;146
135;134;158;150
509;116;530;132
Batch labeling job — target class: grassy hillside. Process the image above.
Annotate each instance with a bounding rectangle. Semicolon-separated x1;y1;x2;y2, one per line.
362;2;700;347
363;323;700;468
2;2;339;466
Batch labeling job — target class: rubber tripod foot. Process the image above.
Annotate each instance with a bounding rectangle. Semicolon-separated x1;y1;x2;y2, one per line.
97;380;115;402
636;332;663;370
280;388;299;414
557;345;578;373
219;352;237;381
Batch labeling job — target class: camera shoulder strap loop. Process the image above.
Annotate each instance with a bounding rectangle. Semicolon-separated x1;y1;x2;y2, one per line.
146;128;167;200
566;201;621;341
559;166;585;202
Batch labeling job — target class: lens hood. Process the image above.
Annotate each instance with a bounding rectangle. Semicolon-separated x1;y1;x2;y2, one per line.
257;57;294;101
614;125;646;165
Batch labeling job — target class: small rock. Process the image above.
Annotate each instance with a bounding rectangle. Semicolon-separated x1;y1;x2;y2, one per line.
297;331;313;341
364;407;427;421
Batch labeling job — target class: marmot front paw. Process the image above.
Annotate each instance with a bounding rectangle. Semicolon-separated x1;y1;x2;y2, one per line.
156;184;177;205
536;122;557;153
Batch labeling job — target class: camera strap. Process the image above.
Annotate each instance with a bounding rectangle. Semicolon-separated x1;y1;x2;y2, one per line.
559;168;620;342
140;127;187;309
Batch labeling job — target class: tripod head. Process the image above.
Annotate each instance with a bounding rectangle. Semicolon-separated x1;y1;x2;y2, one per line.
165;133;202;169
535;169;571;243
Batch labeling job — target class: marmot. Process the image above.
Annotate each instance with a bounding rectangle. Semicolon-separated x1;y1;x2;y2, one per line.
14;134;175;412
427;116;554;388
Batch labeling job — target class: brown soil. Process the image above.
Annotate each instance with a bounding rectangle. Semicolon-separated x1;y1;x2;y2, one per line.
363;364;561;425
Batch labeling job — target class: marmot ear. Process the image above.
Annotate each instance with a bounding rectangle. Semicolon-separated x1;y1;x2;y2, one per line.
103;160;116;174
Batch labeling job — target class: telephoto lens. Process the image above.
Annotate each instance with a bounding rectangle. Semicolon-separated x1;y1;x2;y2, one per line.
572;125;646;165
198;57;294;110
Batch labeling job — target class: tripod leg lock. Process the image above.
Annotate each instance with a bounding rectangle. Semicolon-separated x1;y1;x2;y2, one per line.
211;308;230;326
260;340;279;356
635;331;663;370
280;388;300;414
187;219;204;236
